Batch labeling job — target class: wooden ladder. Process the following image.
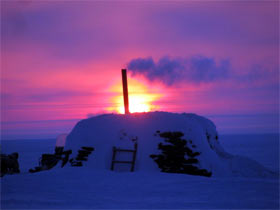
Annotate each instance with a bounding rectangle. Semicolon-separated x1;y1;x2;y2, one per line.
111;142;138;172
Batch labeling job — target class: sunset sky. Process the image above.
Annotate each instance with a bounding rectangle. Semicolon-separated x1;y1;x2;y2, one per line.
1;1;279;139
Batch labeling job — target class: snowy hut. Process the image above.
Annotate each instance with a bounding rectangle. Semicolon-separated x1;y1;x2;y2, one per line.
64;112;276;178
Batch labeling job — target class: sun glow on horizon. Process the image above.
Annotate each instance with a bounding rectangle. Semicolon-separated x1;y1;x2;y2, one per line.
107;77;162;114
117;94;152;114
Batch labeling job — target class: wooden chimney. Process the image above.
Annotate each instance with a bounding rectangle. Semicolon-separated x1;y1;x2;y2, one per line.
122;69;130;114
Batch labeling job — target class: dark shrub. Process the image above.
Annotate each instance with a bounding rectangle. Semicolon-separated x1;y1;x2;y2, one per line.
1;152;20;177
150;131;212;177
70;146;94;167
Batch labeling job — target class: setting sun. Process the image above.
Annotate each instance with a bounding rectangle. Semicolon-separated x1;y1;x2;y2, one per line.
106;77;162;114
117;94;152;114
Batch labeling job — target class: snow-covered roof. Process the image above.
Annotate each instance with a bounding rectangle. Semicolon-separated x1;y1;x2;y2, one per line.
65;112;277;178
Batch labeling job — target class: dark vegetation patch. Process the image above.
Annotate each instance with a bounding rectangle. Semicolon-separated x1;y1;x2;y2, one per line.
70;146;95;167
29;146;95;173
29;149;72;173
150;131;212;177
1;152;20;177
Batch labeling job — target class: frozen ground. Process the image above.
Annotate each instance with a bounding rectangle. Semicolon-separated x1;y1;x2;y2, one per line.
220;134;279;172
1;133;279;209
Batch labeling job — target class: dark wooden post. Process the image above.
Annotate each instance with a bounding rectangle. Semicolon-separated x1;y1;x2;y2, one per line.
130;143;138;172
111;146;117;171
122;69;130;114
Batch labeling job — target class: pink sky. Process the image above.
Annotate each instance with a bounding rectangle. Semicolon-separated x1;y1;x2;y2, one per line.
1;1;279;139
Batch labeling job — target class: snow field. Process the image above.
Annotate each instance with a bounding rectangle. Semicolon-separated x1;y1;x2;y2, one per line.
1;112;279;209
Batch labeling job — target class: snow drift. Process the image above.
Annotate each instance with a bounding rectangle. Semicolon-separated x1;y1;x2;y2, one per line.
65;112;276;178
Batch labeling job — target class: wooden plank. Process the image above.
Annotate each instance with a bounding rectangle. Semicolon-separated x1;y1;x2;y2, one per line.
131;143;138;172
113;161;133;164
110;147;117;171
115;149;134;152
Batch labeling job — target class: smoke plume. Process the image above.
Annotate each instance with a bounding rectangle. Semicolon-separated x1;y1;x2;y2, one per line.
127;56;230;85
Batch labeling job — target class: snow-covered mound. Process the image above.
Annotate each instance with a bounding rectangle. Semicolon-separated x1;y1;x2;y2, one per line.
65;112;276;178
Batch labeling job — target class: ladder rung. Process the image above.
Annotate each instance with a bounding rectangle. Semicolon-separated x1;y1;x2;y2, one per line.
115;149;135;152
113;161;133;164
